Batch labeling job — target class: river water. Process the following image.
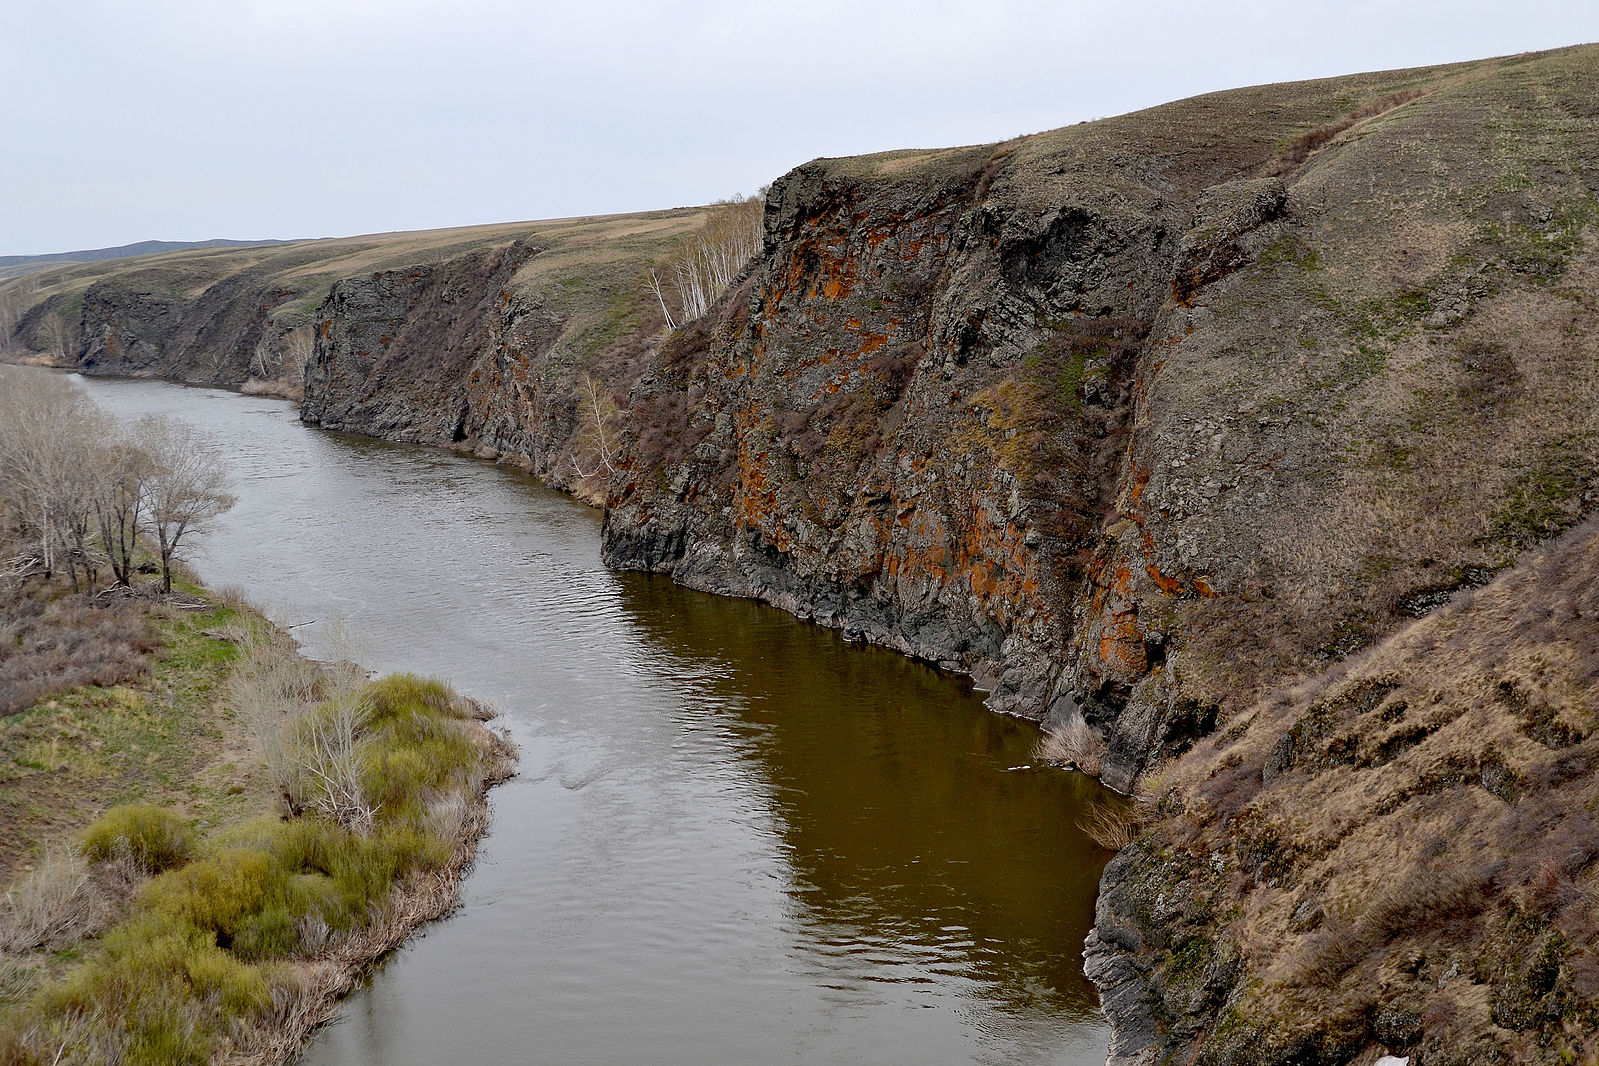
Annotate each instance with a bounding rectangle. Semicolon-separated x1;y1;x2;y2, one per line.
68;373;1112;1065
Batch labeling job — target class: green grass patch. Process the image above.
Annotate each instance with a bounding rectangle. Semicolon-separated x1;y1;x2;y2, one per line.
1491;443;1595;549
0;670;494;1065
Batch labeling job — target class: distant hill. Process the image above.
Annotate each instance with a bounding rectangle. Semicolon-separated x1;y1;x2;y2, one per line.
0;239;292;280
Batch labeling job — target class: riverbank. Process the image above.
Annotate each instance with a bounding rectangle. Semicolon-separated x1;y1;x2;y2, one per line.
0;568;515;1065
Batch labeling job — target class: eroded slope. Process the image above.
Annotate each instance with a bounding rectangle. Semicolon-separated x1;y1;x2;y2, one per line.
1090;513;1599;1064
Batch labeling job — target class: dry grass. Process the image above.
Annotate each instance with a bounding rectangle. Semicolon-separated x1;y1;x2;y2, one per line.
1265;89;1432;177
1144;513;1599;1058
0;589;272;886
0;583;156;716
1078;804;1141;851
0;847;106;955
1035;715;1107;776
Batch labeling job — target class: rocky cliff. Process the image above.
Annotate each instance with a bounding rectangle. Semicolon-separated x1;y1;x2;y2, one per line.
297;210;700;497
1;212;703;466
607;48;1597;789
604;45;1599;1062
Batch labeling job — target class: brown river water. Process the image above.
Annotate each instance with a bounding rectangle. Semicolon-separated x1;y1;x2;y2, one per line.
69;373;1113;1065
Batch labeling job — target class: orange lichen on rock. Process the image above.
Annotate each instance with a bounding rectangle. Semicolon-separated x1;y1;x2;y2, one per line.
1086;554;1149;678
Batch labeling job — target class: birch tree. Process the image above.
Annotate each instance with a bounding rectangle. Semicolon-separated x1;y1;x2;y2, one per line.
250;336;278;379
571;373;620;480
644;269;676;331
281;325;314;385
0;286;25;350
651;193;766;328
40;313;74;363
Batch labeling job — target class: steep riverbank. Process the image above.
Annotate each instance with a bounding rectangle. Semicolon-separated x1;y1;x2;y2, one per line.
3;211;705;502
5;42;1599;1062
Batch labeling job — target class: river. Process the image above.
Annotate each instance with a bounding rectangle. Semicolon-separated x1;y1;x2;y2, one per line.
68;373;1112;1065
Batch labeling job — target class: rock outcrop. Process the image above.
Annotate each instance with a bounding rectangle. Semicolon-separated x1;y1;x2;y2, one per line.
603;44;1599;1062
300;236;655;495
607;49;1597;791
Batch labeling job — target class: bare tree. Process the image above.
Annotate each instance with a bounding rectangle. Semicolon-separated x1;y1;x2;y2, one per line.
40;312;74;363
135;416;236;593
93;438;150;588
652;194;765;329
0;286;26;350
58;455;108;592
644;269;676;331
281;324;314;386
571;373;620;480
0;370;105;578
250;335;278;379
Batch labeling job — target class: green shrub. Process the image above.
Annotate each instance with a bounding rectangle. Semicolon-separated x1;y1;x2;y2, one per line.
37;914;271;1065
80;803;194;871
232;903;297;960
362;727;476;819
141;847;283;942
8;672;494;1065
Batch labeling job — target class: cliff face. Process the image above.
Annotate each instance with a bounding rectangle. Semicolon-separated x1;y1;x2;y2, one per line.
605;45;1599;1063
300;237;650;495
291;212;706;496
76;268;283;385
602;145;1176;737
3;212;703;443
302;242;536;448
604;53;1593;790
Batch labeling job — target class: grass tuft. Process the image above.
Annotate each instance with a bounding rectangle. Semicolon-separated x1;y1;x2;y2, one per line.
80;805;193;873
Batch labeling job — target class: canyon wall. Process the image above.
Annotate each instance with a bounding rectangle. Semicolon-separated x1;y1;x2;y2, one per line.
6;43;1598;1063
606;50;1599;791
604;45;1599;1063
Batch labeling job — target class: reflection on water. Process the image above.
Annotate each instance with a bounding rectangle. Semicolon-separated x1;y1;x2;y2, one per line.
64;371;1112;1065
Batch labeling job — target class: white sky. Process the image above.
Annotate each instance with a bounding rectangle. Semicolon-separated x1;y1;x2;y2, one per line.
3;0;1597;255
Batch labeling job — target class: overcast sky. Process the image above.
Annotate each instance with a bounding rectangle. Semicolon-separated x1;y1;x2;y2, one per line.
4;1;1597;255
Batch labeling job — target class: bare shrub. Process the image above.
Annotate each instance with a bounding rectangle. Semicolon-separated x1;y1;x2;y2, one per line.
228;621;324;812
1035;714;1107;776
426;792;470;844
293;912;331;958
293;691;375;833
0;953;31;1007
210;583;253;610
0;845;109;953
